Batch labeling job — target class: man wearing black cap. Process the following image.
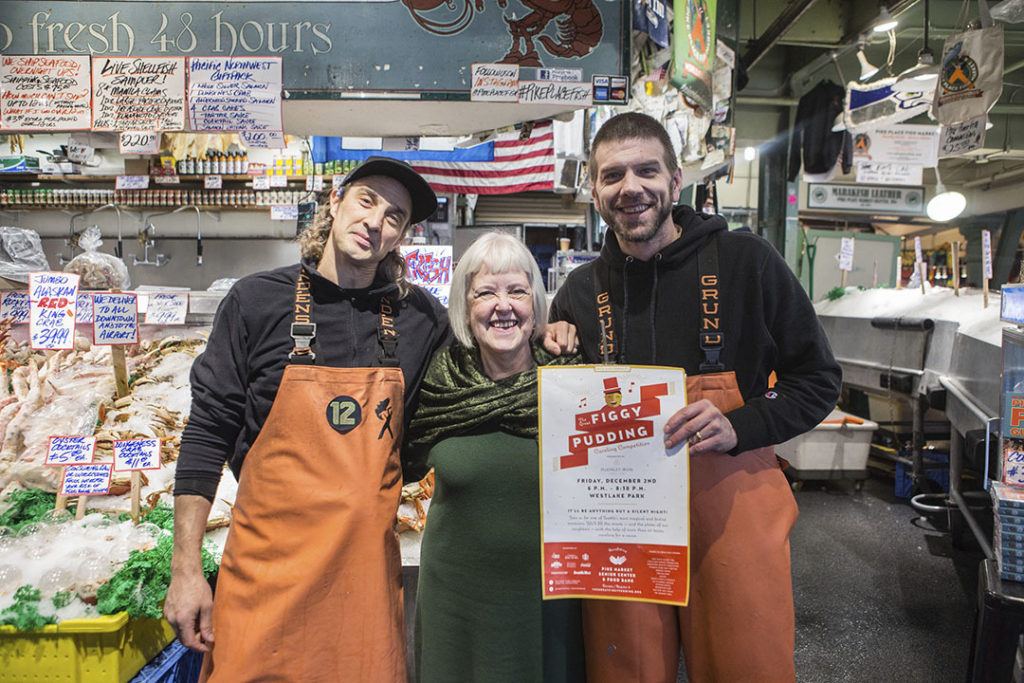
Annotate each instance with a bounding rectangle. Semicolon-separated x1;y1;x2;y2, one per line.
166;157;451;681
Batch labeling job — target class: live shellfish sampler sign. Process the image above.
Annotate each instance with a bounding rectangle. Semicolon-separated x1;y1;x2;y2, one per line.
538;365;690;606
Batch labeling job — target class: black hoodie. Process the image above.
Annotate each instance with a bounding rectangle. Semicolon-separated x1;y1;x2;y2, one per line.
549;205;841;455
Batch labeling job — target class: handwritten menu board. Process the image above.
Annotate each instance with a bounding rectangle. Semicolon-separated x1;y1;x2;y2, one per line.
45;436;97;466
29;273;78;350
144;292;188;325
114;438;161;472
188;57;283;132
92;57;186;131
0;291;29;324
76;292;94;324
93;292;138;345
0;55;91;130
60;463;112;496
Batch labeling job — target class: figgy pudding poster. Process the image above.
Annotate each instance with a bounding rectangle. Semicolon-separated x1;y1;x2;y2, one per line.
538;365;690;606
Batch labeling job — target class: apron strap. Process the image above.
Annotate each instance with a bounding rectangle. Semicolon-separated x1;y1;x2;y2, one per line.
593;259;618;365
378;296;399;367
290;265;400;368
698;234;725;373
290;266;318;365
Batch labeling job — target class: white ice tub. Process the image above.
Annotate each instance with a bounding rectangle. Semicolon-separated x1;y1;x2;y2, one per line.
775;409;878;483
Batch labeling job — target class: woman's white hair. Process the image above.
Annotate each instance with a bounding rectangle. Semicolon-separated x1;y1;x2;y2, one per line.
449;231;548;348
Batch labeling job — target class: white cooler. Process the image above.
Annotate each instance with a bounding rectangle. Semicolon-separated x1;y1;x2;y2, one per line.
775;409;878;486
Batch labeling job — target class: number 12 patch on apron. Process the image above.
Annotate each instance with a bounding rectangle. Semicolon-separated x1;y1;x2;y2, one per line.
326;396;362;434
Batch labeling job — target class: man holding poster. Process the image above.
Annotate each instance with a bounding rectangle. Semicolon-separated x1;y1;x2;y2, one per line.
549;113;841;682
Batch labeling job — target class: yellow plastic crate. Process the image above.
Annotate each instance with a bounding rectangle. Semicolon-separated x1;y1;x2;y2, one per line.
0;612;175;683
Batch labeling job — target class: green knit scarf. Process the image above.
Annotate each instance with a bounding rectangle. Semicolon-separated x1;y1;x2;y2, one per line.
406;341;579;449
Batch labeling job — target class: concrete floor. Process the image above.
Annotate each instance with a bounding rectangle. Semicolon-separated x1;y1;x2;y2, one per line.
678;475;983;682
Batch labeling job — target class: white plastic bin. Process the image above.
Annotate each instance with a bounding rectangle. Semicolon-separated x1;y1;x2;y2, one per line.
775;409;878;484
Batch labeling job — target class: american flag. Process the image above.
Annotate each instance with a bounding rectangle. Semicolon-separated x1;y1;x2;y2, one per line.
412;121;555;195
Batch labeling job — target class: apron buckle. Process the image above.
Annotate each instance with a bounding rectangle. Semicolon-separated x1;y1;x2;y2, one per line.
290;322;317;360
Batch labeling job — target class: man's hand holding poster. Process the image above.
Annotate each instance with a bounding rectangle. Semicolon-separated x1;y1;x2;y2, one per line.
539;365;690;605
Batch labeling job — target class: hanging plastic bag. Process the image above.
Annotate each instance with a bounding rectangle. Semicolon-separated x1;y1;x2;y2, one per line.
64;225;130;290
0;226;50;283
932;0;1004;125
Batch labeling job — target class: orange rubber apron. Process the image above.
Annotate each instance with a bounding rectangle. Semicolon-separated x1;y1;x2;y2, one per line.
585;238;799;683
200;267;406;683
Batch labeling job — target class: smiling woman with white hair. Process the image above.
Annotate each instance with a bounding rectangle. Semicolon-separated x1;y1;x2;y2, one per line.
406;232;585;682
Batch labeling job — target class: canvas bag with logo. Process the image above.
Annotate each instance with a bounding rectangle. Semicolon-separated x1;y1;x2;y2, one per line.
932;0;1004;124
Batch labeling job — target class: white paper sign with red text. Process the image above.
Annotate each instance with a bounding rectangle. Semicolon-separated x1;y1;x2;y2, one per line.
539;365;690;606
29;273;78;350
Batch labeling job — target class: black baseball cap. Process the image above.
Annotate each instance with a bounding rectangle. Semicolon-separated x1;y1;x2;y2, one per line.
341;156;438;224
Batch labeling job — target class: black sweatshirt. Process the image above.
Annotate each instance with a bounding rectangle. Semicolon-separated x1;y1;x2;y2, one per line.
549;205;841;455
787;80;853;181
174;260;451;502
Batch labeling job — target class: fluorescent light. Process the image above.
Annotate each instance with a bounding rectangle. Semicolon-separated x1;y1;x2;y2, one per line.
743;146;757;162
872;7;898;33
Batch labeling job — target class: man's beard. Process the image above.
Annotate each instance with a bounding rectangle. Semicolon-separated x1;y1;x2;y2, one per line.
602;200;674;244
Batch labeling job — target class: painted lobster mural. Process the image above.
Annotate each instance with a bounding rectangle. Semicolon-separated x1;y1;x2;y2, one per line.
400;0;604;67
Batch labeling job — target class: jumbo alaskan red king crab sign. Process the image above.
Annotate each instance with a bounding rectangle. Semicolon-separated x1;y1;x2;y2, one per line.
538;365;690;606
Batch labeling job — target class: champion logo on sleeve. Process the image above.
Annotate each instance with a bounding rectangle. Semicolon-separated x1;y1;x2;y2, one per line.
764;390;779;400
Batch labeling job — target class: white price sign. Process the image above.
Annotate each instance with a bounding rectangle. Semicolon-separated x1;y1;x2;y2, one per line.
116;175;150;190
269;175;288;188
119;132;161;155
271;205;299;221
144;292;189;325
1;291;29;325
306;175;325;192
113;438;161;472
29;272;78;350
45;436;96;466
240;130;286;148
76;292;93;324
983;229;993;279
204;175;223;189
939;115;987;158
253;175;270;190
838;237;855;272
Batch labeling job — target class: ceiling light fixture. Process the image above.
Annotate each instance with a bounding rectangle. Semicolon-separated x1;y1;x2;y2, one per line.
872;6;899;33
926;170;967;222
743;146;757;162
857;46;880;81
893;0;939;92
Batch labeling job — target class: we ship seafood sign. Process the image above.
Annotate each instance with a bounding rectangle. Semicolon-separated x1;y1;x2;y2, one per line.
538;365;690;605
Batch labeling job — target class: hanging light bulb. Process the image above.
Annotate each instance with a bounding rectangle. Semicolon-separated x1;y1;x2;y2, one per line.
872;6;899;33
927;170;966;222
857;47;880;81
743;146;757;162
